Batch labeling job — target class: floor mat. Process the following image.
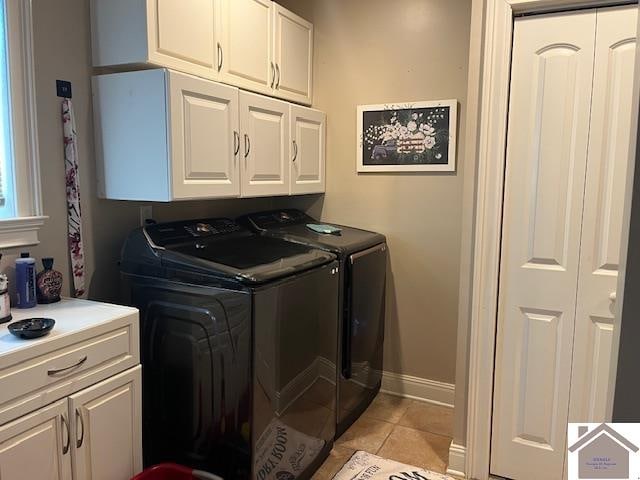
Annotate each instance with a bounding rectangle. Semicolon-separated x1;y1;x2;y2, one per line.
331;450;453;480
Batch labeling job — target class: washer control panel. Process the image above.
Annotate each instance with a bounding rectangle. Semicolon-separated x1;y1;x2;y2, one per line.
145;218;242;247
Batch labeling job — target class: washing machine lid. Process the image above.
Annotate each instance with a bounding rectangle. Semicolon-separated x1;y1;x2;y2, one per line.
242;209;386;256
142;218;336;284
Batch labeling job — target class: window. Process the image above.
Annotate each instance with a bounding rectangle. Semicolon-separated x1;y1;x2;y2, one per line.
0;3;15;218
0;0;44;247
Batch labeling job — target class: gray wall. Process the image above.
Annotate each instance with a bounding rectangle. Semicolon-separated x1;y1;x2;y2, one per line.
278;0;472;383
8;0;471;390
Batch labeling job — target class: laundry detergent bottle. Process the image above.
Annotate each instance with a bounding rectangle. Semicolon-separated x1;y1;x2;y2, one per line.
16;252;37;308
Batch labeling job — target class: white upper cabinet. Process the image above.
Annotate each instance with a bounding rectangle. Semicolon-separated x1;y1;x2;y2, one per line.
168;71;241;199
91;0;313;105
91;0;221;81
273;4;313;105
219;0;274;95
93;69;241;201
290;105;325;195
240;91;290;197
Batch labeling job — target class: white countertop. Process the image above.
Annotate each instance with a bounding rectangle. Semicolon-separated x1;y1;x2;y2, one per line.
0;298;138;360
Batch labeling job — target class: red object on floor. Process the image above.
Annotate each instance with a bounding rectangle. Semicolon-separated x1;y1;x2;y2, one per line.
131;463;201;480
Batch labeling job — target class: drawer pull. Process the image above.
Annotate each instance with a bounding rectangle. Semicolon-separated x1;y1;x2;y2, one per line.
61;414;70;455
75;408;85;448
47;355;88;376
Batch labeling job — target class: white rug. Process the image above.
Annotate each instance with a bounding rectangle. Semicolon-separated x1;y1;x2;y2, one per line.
332;451;453;480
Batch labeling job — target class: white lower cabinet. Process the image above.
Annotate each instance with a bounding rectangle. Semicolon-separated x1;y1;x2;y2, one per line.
70;367;142;480
240;91;290;197
290;105;325;195
0;300;142;480
0;400;71;480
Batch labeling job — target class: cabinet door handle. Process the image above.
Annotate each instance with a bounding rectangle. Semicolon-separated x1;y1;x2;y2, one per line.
292;140;298;162
75;408;85;448
47;355;88;376
244;134;251;158
217;43;223;72
275;63;280;89
270;62;275;89
233;131;240;156
61;414;70;455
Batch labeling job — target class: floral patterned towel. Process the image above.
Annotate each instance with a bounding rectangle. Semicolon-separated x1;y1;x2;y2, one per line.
332;451;452;480
62;99;85;297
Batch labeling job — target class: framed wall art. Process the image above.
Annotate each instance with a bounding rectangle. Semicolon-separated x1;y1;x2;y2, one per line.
357;100;457;172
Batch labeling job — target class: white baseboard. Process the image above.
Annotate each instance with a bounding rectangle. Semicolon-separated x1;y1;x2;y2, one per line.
446;442;466;478
380;371;455;408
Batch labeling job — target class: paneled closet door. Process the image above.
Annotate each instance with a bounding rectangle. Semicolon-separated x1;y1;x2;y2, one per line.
490;10;597;480
147;0;219;80
219;0;273;95
568;5;638;423
240;91;290;197
168;70;241;200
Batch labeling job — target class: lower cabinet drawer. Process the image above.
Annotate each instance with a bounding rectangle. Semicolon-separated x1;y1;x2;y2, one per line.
0;319;138;425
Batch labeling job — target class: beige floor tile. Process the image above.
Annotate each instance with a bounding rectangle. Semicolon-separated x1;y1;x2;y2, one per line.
377;425;452;473
336;416;394;453
363;394;413;424
398;402;454;437
311;445;356;480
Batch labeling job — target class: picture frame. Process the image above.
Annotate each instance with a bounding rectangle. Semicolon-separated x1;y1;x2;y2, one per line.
356;99;457;173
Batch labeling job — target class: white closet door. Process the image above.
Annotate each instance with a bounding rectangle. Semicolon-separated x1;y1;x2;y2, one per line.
568;5;638;423
491;10;596;480
168;70;241;199
240;91;290;197
219;0;273;95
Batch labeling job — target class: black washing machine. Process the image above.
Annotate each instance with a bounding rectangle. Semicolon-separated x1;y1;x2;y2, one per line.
121;217;339;480
240;210;387;437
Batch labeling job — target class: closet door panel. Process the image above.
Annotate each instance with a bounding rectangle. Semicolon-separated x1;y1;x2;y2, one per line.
490;10;596;480
568;5;637;423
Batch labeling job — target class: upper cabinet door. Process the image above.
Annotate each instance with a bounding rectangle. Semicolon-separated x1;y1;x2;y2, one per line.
168;71;241;200
290;105;325;195
273;5;313;105
219;0;273;95
69;367;142;480
0;400;72;480
240;91;290;197
147;0;219;80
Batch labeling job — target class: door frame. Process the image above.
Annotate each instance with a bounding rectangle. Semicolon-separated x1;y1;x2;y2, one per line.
465;1;639;478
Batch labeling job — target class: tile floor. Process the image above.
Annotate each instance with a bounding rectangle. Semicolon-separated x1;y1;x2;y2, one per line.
312;394;453;479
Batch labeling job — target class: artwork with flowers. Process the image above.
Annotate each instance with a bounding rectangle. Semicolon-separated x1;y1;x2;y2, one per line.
356;100;457;172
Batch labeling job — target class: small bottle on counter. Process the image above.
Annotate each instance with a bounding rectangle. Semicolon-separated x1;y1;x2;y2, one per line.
16;252;37;308
36;257;63;304
0;272;11;324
